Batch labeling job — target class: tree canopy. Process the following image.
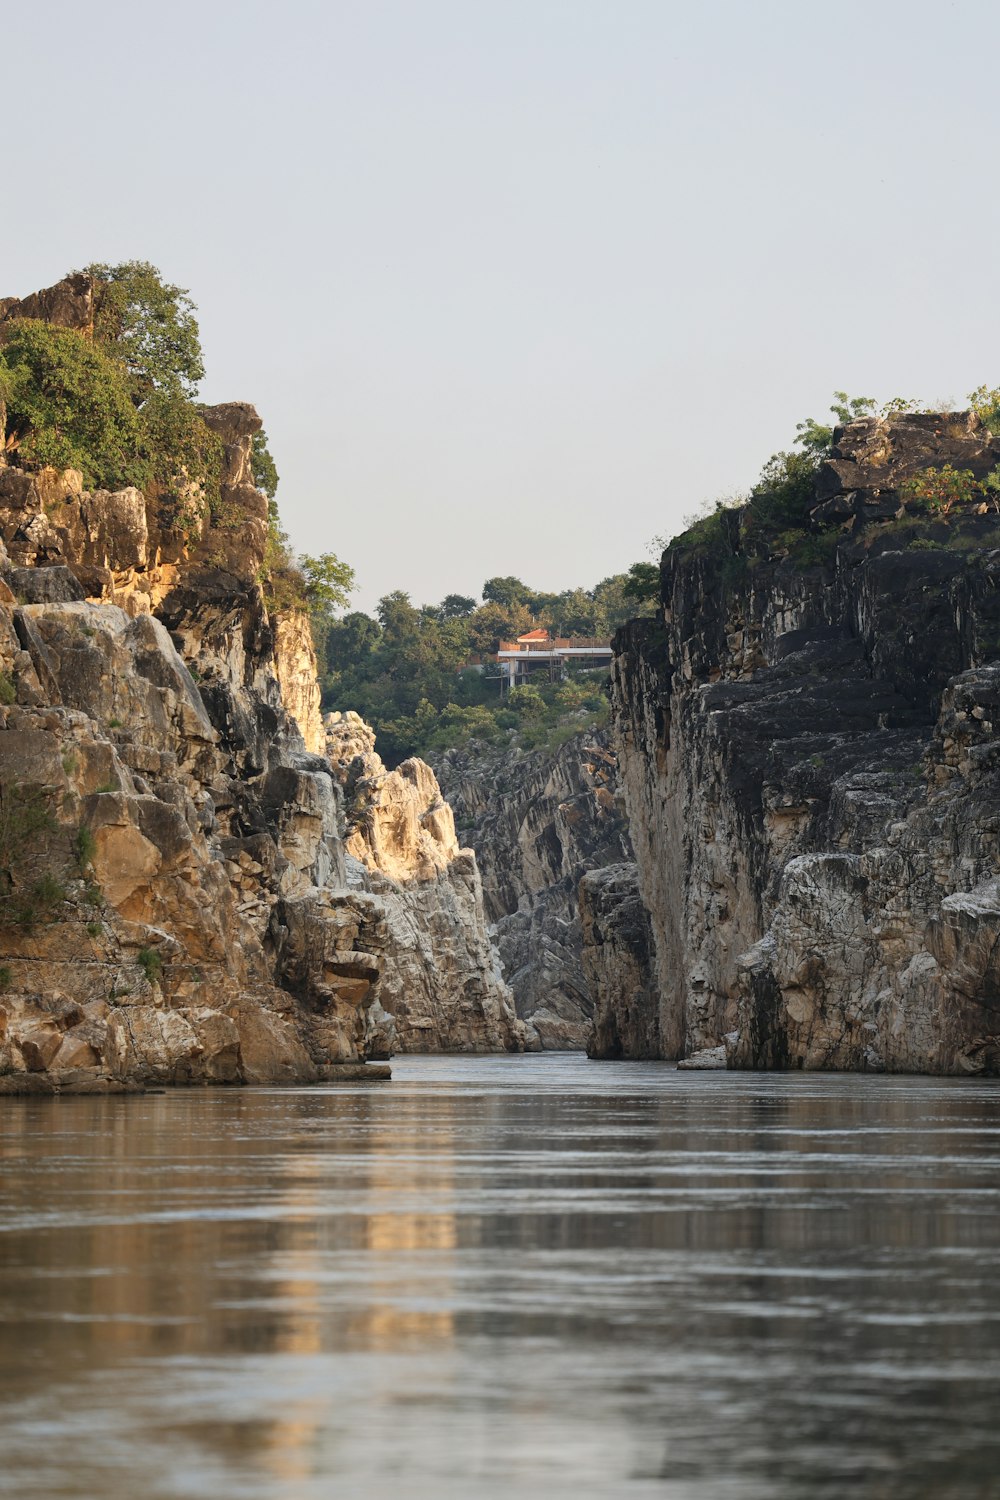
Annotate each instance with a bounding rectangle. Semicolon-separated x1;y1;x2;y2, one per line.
1;262;218;502
0;319;143;487
81;260;205;401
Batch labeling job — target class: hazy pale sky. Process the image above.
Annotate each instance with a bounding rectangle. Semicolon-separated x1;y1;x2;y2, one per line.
6;0;1000;611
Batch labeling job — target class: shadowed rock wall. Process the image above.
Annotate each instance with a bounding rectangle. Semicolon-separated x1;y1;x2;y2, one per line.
608;410;1000;1073
433;732;633;1048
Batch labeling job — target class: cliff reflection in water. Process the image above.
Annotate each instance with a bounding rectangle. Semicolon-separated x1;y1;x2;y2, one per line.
1;1055;999;1499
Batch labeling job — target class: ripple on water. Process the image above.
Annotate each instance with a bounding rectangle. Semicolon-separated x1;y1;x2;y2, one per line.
0;1053;998;1500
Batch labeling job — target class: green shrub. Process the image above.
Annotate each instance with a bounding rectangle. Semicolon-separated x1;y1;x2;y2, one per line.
29;873;67;912
140;387;222;529
899;464;978;515
907;537;947;552
783;530;841;568
74;824;96;870
982;466;1000;510
671;502;731;557
719;553;751;589
968;386;1000;434
0;781;60;930
137;947;163;983
744;450;819;536
794;393;916;455
0;672;15;706
508;684;547;718
86;921;103;938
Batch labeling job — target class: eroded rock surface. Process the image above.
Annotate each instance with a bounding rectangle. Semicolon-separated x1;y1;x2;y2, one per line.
581;863;659;1059
610;409;1000;1073
326;712;525;1053
0;366;387;1087
433;732;632;1048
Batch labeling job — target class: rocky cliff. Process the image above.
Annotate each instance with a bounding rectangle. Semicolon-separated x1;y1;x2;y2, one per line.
0;402;392;1089
433;731;632;1047
326;713;524;1053
0;273;515;1089
607;409;1000;1074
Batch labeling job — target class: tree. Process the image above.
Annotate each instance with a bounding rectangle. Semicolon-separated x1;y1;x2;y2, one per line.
377;590;422;643
82;260;205;401
326;612;382;674
552;587;596;636
795;392;878;455
465;599;534;654
969;387;1000;435
299;553;355;622
140;387;222;521
482;575;533;609
620;562;660;605
441;593;477;618
0;319;143;487
797;394;919;455
508;683;546;718
251;431;279;497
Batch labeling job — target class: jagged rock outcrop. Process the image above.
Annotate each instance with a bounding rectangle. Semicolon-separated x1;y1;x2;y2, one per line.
433;731;632;1048
0;272;94;336
326;712;525;1053
0;289;393;1089
610;409;1000;1073
0;590;389;1089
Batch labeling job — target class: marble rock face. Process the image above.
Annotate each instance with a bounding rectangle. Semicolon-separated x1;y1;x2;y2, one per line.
326;713;525;1054
609;410;1000;1074
433;731;634;1049
0;282;395;1088
581;862;659;1061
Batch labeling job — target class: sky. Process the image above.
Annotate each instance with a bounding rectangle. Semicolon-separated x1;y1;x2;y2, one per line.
5;0;1000;612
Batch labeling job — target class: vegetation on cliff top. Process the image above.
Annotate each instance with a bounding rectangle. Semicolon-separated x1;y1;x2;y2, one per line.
0;262;351;625
0;263;223;503
666;390;1000;572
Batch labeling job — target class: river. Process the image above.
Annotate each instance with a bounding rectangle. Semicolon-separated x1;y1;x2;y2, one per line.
0;1054;998;1499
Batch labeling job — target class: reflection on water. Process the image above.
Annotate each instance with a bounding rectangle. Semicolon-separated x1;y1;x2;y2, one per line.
0;1056;999;1499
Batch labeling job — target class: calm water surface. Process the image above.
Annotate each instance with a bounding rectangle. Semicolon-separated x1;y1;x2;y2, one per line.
0;1055;999;1499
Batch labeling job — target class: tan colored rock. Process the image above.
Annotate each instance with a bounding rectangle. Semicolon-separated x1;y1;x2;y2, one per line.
274;611;325;754
17;1029;63;1072
0;273;94;336
326;714;524;1053
90;823;162;907
51;1034;100;1070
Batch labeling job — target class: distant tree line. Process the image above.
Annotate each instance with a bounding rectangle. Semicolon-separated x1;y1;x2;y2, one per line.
320;566;657;764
